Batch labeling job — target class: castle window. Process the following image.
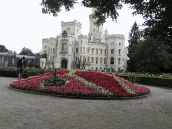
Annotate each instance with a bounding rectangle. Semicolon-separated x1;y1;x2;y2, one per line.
87;47;90;53
88;57;90;62
96;49;98;54
110;57;114;64
111;49;114;54
76;48;78;53
76;57;78;61
62;30;67;38
104;58;107;64
92;48;94;54
119;42;121;46
118;58;121;64
91;57;94;63
80;47;82;53
53;48;55;54
111;42;114;46
96;57;98;64
118;49;121;55
100;49;103;54
105;49;107;54
62;43;67;51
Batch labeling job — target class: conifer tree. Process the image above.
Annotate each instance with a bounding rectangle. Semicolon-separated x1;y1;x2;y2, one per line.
127;22;141;72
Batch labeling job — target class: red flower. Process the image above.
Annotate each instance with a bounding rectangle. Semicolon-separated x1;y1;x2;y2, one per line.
9;70;150;97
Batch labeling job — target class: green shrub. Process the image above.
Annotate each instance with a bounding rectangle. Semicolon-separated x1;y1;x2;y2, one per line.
26;68;46;77
120;75;172;88
0;68;47;78
0;68;17;77
137;77;172;88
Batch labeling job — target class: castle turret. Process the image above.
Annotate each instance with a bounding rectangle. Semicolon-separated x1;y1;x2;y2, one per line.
88;8;104;43
61;20;81;37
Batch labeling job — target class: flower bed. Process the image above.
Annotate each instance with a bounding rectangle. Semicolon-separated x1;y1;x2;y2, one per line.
9;70;150;98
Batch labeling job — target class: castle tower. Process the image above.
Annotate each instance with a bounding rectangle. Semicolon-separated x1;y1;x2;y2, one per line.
61;20;81;38
88;8;104;43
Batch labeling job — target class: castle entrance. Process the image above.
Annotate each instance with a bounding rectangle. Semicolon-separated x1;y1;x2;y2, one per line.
61;59;68;69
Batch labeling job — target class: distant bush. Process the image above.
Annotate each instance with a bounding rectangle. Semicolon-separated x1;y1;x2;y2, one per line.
26;68;46;77
117;72;172;88
0;68;17;77
0;68;47;78
136;77;172;88
116;72;172;79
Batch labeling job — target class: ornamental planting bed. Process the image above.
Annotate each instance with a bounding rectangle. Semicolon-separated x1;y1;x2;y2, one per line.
9;70;150;99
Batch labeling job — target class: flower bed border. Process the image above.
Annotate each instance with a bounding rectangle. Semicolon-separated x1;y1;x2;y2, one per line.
9;86;151;100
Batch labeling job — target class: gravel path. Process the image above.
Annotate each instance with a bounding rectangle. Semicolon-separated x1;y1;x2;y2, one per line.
0;77;172;129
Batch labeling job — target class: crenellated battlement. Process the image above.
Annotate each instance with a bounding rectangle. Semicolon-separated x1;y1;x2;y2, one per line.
105;34;125;40
61;20;81;27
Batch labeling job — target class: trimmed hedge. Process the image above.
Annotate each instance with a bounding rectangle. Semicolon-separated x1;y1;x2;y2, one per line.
0;68;17;77
120;75;172;88
1;68;172;88
0;68;46;78
26;69;46;77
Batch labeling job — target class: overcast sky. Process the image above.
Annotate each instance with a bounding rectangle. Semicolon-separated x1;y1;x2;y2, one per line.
0;0;144;53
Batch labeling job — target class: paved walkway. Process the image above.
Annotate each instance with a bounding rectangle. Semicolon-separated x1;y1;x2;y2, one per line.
0;77;172;129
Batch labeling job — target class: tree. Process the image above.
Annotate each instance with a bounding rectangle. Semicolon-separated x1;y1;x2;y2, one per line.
126;0;172;44
134;38;171;73
41;0;172;43
0;44;8;52
127;22;141;72
19;47;33;56
72;57;86;69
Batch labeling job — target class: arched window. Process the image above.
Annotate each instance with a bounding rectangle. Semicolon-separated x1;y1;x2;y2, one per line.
62;42;67;51
118;58;121;64
61;39;68;52
76;48;78;53
118;49;121;55
110;57;114;64
96;57;98;64
62;30;67;38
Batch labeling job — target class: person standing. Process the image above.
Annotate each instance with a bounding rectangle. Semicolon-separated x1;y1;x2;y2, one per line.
17;57;26;80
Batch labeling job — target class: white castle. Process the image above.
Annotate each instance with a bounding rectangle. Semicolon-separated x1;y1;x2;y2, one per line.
42;9;128;71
